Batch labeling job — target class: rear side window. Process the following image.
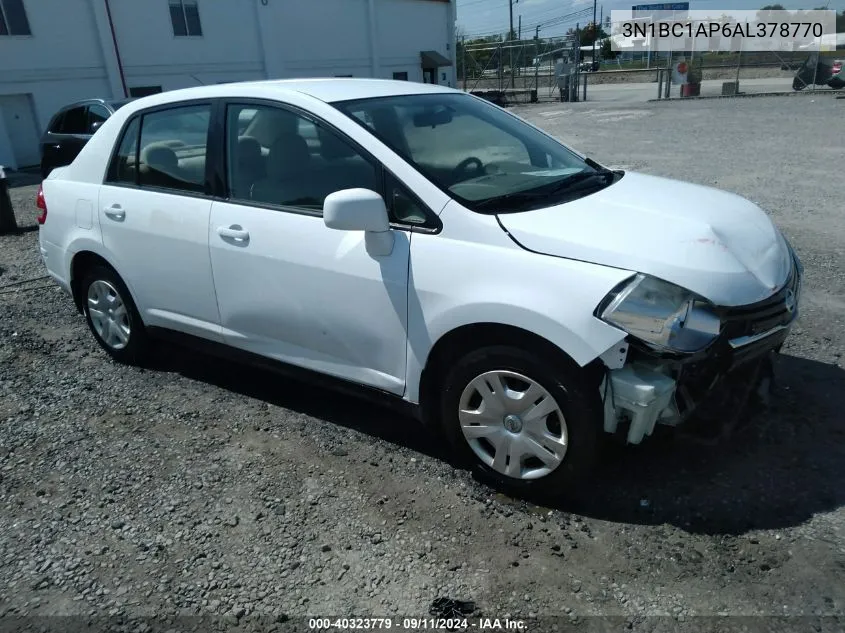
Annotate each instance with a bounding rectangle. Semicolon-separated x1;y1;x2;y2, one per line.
61;107;88;135
138;105;211;193
106;117;141;185
87;104;110;133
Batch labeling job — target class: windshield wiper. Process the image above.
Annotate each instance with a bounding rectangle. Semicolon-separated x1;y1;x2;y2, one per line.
471;160;619;213
473;190;550;212
544;167;616;197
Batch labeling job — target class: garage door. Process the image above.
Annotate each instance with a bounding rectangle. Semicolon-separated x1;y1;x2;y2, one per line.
0;93;41;169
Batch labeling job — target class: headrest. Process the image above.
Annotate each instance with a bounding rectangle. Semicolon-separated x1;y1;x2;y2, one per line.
266;134;310;178
142;145;178;172
318;128;356;161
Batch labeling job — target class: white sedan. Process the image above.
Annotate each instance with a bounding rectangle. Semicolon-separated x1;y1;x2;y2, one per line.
37;78;802;496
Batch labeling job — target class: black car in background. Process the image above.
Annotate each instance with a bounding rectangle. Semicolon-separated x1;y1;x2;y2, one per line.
40;98;134;179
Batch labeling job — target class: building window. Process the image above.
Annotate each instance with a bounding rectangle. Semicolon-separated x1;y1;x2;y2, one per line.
392;72;408;81
0;0;32;36
129;86;163;98
169;0;202;37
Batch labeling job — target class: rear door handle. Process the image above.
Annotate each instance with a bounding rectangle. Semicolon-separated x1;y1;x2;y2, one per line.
217;225;249;241
103;205;125;220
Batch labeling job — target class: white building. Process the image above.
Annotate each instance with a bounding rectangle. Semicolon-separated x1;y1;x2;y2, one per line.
0;0;457;170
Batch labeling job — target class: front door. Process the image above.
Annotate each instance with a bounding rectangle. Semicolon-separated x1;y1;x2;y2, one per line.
0;94;41;168
98;102;223;342
208;102;410;394
423;68;437;84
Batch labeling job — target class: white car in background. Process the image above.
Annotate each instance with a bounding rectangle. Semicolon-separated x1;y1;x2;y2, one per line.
36;79;802;497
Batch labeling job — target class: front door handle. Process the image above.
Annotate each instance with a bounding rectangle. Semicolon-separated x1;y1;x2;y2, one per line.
217;225;249;241
103;205;125;220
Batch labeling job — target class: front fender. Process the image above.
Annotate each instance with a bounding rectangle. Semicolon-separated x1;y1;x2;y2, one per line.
404;215;634;403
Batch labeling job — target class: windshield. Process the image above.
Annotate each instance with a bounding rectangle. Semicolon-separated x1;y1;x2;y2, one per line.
334;92;617;213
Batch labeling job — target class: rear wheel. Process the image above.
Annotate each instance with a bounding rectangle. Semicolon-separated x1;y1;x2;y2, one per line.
80;265;149;365
439;346;601;500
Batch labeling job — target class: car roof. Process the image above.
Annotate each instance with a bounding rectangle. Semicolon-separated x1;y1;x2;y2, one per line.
118;78;457;110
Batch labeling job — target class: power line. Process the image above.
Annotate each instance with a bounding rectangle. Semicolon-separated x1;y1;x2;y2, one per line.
462;7;593;39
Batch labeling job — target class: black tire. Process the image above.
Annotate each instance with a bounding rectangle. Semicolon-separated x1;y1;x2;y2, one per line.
80;265;149;365
439;345;601;501
792;78;806;91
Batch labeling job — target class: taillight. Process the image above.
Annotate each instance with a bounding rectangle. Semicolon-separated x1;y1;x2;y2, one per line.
36;184;47;225
833;62;842;74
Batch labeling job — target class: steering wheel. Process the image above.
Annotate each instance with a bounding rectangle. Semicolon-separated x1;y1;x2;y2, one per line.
453;157;485;181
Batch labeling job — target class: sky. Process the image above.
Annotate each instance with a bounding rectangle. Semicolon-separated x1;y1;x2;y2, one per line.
456;0;845;39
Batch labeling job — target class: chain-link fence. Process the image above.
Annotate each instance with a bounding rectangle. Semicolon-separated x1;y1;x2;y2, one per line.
592;13;844;101
458;36;590;104
458;27;843;104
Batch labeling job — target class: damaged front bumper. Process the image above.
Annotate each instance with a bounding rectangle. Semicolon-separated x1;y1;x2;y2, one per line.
600;255;802;445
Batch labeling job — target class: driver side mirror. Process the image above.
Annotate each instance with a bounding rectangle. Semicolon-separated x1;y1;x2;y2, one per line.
90;121;104;133
323;188;394;257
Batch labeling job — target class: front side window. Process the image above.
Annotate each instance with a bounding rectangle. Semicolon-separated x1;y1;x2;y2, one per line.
169;0;202;36
137;104;211;193
0;0;31;36
225;103;378;211
47;112;66;134
336;93;615;214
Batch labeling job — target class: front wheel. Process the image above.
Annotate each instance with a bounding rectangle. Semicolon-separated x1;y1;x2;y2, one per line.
81;265;150;365
439;346;601;500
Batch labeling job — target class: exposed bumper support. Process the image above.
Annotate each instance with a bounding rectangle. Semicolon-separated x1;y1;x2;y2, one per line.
601;324;791;445
602;364;676;444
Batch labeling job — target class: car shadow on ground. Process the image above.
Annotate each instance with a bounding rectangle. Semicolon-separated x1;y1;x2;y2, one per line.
148;343;446;462
553;353;845;535
151;345;844;536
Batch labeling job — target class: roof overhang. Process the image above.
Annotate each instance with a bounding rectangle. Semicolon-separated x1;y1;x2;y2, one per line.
421;50;453;68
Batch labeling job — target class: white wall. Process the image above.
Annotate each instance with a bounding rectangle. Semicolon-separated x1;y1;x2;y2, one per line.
106;0;265;93
0;0;456;168
0;0;115;167
375;0;455;84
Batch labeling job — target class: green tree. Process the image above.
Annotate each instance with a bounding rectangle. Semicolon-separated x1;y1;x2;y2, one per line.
600;37;618;60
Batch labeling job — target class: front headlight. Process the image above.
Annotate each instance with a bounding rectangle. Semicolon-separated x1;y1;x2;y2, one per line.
597;274;722;353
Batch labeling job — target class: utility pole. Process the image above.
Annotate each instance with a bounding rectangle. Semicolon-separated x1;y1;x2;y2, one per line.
509;0;514;41
509;0;515;87
518;15;521;40
534;25;540;99
461;35;466;91
591;0;598;70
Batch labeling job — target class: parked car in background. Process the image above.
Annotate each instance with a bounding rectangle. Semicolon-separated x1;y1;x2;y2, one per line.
40;98;134;179
792;53;844;91
36;79;802;497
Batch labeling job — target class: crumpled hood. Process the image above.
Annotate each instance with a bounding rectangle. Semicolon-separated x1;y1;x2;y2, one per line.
497;172;792;307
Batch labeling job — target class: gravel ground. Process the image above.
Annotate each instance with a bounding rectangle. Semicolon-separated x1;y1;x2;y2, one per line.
1;96;844;633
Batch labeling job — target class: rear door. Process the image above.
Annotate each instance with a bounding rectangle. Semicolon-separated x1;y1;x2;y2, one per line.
97;101;223;342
